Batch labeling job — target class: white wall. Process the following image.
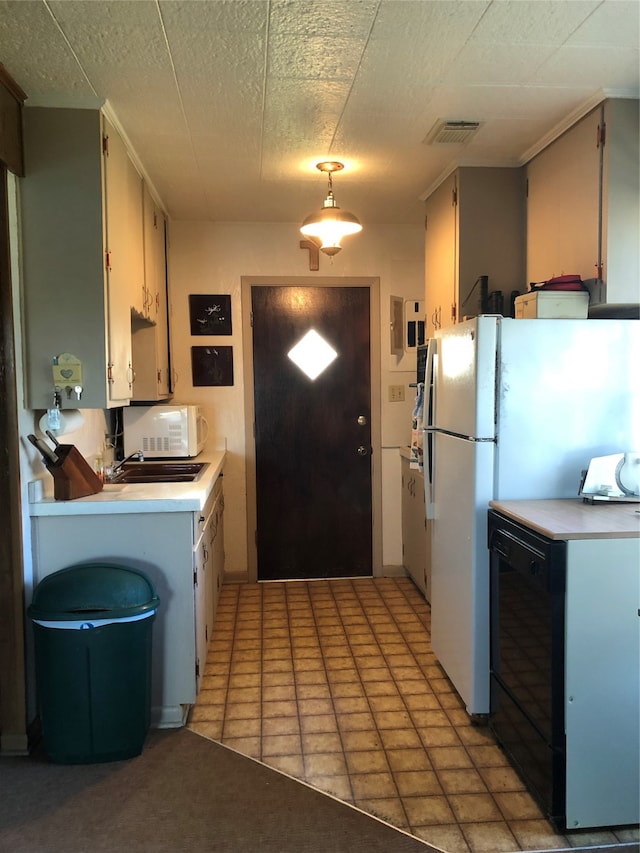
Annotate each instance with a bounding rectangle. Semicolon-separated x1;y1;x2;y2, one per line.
13;207;423;591
167;221;424;575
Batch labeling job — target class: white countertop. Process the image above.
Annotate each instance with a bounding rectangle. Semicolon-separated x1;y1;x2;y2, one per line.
490;498;640;540
29;451;225;516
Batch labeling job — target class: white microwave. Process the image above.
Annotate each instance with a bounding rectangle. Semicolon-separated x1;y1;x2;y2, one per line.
123;405;208;458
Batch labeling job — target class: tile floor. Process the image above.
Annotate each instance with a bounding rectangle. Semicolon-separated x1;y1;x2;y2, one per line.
187;577;639;853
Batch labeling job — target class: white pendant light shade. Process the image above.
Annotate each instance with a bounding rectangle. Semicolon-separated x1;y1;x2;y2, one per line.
300;162;362;256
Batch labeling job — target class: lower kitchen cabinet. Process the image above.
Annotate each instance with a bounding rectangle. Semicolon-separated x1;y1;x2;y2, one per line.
30;479;225;729
194;475;224;693
400;452;430;600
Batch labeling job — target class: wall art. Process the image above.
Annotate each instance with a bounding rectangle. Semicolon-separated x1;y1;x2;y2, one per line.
189;294;232;336
191;345;234;386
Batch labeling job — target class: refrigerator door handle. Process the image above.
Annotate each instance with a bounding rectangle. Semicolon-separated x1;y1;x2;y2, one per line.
424;427;436;519
425;337;438;430
423;338;438;520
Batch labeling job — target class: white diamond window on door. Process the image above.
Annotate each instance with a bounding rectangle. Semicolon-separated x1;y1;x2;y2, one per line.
287;329;338;380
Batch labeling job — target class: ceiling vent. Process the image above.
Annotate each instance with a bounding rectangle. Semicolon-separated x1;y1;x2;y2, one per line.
424;120;481;145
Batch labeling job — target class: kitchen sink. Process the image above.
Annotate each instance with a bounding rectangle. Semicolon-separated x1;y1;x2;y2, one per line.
110;461;209;484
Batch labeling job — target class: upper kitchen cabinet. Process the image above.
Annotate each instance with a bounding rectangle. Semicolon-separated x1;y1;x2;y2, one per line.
526;98;639;308
424;167;526;338
130;185;172;402
20;107;142;409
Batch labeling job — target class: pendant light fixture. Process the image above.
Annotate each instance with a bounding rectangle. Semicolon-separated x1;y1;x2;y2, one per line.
300;161;362;257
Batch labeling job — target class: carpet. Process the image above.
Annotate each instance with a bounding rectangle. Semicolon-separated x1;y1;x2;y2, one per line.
0;728;438;853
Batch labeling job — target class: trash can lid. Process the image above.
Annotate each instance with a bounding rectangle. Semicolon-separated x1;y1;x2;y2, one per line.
28;563;160;622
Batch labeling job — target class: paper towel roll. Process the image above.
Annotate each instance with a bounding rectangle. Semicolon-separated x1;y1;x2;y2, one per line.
38;409;85;438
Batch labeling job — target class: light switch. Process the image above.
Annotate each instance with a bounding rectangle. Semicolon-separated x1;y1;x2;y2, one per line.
388;384;405;402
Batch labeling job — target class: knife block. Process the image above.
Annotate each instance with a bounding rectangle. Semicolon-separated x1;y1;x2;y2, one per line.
47;444;104;501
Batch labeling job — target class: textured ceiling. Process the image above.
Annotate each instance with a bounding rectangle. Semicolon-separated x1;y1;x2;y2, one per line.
0;0;638;226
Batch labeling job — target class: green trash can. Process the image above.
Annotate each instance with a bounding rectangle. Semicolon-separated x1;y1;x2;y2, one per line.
27;563;160;764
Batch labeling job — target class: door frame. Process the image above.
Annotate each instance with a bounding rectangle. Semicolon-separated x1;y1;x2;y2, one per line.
242;276;382;584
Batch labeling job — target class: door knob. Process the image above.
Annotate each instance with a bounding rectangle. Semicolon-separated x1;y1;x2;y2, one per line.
357;445;369;457
357;415;368;426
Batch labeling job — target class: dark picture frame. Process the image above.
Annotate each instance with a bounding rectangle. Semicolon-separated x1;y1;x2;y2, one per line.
191;345;234;386
189;294;232;336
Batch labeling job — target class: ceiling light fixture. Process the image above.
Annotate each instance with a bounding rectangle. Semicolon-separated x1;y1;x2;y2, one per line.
300;161;362;257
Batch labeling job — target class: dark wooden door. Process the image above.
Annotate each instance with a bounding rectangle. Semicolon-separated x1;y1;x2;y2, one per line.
252;285;372;580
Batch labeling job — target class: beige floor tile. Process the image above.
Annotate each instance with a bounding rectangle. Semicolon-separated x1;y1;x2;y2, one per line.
293;656;325;672
427;746;474;770
403;794;456;826
462;821;519;852
341;729;384;752
466;743;511;768
359;679;399;697
262;716;300;737
355;797;409;829
350;771;399;800
228;672;261;689
615;827;640;842
367;693;406;713
225;700;261;720
227;660;261;675
296;682;331;700
227;686;260;704
263;658;295;674
437;768;488;795
198;674;228;692
261;733;302;756
262;699;298;718
297;697;334;716
292;645;322;660
264;753;305;777
418;726;463;748
409;708;451;728
221;735;261;759
195;687;226;706
480;766;529;795
508;819;569;850
412;823;471;853
304;751;348;776
294;669;329;685
262;684;296;702
447;792;504;823
377;727;423;750
302;731;343;754
386;748;432;773
354;654;389;670
188;720;223;740
222;717;261;738
344;749;390;775
564;829;622;847
456;725;495;747
397;679;436;696
395;769;443;797
306;773;354;802
262;670;295;687
333;695;370;715
329;681;365;698
337;711;376;732
300;713;339;734
373;709;414;730
188;704;225;722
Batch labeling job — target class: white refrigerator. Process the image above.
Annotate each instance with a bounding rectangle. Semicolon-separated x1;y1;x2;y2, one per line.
423;316;640;715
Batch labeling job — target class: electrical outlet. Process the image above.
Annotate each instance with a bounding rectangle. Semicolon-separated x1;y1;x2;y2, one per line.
388;384;405;402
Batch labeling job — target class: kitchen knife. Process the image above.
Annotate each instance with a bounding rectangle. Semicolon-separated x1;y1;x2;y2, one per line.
27;433;59;466
45;429;60;447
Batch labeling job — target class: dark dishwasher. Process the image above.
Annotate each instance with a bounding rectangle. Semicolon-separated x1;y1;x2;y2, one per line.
488;509;567;830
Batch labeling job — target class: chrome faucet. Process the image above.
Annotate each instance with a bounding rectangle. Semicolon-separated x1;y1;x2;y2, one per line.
109;450;144;478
